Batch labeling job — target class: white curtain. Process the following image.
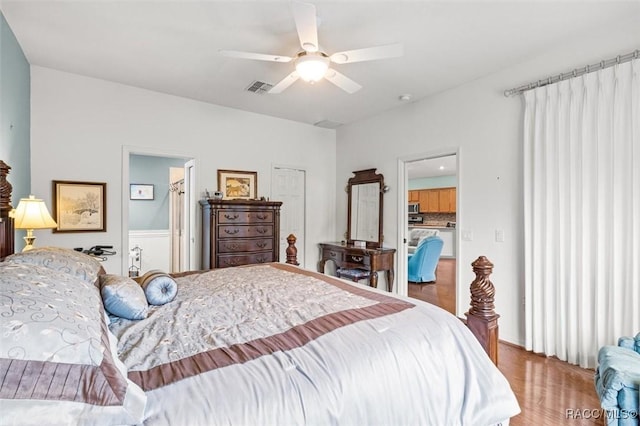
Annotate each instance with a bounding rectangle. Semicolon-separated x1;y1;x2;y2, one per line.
523;59;639;368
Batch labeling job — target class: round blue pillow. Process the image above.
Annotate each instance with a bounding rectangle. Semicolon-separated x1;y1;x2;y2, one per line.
139;270;178;305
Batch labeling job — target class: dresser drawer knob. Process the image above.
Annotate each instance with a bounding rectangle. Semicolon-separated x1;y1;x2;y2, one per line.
256;227;268;234
256;242;267;248
224;213;239;220
351;256;363;262
256;213;268;220
224;228;240;235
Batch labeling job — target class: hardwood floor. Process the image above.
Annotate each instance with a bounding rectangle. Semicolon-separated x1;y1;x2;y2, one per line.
408;258;602;426
408;258;456;315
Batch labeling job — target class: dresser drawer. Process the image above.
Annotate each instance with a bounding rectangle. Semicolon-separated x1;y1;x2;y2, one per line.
344;253;371;267
217;252;274;268
217;238;273;254
218;225;273;238
218;211;274;224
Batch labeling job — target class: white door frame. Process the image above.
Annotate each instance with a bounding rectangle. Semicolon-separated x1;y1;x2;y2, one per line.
121;146;197;276
396;148;460;314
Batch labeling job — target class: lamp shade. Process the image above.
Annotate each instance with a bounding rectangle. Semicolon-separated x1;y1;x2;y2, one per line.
295;52;329;82
13;195;57;230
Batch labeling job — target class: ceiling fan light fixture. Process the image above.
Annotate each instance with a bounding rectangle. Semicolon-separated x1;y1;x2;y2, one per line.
295;52;330;82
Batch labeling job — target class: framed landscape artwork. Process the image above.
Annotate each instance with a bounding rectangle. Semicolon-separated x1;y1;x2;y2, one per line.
52;180;106;232
217;170;257;200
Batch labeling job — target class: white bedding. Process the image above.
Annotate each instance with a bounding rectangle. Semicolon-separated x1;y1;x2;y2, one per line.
110;263;520;425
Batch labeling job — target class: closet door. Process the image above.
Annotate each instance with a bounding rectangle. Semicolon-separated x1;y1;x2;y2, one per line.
272;166;306;265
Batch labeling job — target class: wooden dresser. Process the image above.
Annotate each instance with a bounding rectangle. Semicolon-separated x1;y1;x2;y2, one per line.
200;199;282;269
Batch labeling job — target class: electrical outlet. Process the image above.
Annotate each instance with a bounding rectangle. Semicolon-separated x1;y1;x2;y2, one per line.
461;230;473;241
495;229;505;242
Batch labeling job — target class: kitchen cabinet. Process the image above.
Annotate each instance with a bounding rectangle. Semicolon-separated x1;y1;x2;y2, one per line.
439;228;456;257
413;187;456;213
418;190;431;213
408;190;420;203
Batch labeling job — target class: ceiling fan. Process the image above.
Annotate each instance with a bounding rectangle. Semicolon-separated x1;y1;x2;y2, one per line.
219;1;403;94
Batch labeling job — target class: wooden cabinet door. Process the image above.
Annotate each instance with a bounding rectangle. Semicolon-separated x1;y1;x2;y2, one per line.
449;188;456;213
408;190;420;203
438;189;450;212
426;190;439;212
418;190;430;213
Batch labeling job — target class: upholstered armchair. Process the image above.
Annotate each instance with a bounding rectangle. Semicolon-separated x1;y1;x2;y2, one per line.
407;235;444;283
407;228;439;254
595;333;640;426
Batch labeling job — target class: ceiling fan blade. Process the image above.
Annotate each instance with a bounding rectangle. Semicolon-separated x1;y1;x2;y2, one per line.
219;50;292;63
330;43;403;64
291;1;319;52
269;71;300;94
324;69;362;94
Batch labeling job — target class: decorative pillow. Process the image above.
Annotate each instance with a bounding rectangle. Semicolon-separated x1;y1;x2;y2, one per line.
4;246;104;286
0;263;146;425
100;274;148;320
138;270;178;305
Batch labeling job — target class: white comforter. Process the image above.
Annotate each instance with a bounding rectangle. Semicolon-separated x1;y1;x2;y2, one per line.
110;263;520;426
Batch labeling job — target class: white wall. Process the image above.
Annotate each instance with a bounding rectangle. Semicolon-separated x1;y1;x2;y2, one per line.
30;67;336;273
336;17;640;346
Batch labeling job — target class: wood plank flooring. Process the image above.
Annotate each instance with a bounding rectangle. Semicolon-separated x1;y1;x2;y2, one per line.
408;258;602;426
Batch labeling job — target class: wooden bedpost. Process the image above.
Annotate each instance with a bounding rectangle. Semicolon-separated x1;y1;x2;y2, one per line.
465;256;500;365
285;234;299;266
0;160;15;261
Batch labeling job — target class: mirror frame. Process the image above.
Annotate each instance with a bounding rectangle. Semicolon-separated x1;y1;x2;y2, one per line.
347;168;384;249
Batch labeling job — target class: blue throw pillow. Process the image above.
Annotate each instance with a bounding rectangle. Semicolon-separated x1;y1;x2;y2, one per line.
138;270;178;305
100;274;148;320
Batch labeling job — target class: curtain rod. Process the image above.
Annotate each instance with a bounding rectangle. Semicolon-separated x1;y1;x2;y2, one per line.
504;49;639;97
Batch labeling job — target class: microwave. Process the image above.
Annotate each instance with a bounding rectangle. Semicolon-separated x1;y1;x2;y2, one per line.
408;203;420;214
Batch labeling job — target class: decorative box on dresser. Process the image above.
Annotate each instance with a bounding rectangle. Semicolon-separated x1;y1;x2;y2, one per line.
200;199;282;269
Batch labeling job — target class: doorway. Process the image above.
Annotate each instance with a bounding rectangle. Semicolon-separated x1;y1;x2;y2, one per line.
397;151;459;315
122;148;196;276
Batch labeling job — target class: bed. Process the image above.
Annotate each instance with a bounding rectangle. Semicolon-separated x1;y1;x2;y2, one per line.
0;161;520;425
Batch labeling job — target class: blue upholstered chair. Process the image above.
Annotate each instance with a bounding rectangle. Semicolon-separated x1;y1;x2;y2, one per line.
407;235;444;283
595;333;640;426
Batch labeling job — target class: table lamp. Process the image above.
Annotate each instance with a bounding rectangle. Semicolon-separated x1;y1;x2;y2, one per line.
12;195;57;251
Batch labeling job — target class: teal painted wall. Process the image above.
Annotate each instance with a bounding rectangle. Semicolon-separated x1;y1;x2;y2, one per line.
1;12;31;250
129;154;186;230
1;12;30;204
408;175;456;190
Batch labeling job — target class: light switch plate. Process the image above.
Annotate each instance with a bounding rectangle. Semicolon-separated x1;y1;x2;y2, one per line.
461;230;473;241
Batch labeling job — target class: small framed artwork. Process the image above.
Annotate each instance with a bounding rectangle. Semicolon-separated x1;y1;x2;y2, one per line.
217;170;257;200
130;184;155;200
52;180;106;233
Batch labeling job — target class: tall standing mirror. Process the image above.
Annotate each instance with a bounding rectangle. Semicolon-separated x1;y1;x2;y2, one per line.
347;169;385;248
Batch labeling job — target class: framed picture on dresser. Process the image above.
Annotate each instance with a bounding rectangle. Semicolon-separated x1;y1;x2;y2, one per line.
217;169;257;200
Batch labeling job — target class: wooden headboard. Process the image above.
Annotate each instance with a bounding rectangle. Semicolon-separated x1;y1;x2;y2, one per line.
0;160;15;260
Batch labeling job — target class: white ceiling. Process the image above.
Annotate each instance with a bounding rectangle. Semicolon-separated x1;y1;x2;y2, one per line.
407;154;457;179
2;1;638;127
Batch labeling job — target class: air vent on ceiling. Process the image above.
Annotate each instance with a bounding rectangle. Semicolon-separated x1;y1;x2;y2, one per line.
245;80;273;94
314;120;343;129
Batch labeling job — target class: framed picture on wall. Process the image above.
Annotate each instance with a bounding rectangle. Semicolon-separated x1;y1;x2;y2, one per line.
130;184;154;200
52;180;106;232
217;170;257;200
